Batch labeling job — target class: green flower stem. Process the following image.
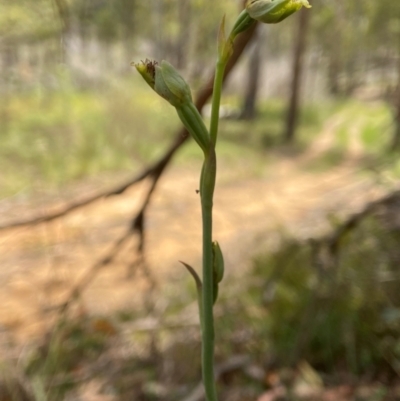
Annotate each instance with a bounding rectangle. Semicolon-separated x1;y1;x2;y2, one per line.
200;55;223;401
200;148;217;401
200;15;249;401
209;19;247;146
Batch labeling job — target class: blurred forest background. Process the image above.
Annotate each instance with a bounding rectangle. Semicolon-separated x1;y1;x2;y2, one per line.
1;0;400;400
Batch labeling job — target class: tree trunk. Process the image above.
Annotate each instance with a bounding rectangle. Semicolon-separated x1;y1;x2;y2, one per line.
284;8;310;143
176;0;191;69
52;0;71;63
240;30;261;120
393;99;400;150
390;54;400;151
152;0;166;60
327;29;342;97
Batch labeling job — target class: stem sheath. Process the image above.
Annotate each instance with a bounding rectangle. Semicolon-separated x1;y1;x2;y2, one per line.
209;59;227;147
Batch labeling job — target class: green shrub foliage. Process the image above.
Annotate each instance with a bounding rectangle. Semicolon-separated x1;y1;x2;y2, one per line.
253;198;400;375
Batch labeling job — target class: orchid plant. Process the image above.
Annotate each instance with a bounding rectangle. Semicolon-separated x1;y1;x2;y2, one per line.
133;1;311;400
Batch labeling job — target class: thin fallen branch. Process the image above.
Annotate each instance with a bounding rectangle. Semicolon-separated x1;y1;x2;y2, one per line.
55;224;134;314
55;174;162;313
321;187;400;256
0;22;257;232
265;189;400;372
277;187;400;367
0;154;169;231
303;188;400;277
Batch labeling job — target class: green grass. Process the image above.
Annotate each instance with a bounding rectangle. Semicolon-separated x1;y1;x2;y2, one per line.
304;99;393;172
0;77;394;198
216;98;335;150
0;72;180;196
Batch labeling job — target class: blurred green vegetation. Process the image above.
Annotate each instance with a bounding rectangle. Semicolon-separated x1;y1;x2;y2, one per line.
26;317;111;399
252;217;400;376
0;72;181;195
1;87;394;197
213;207;400;378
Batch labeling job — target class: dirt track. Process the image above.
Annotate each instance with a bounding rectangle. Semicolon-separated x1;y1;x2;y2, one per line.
0;114;384;349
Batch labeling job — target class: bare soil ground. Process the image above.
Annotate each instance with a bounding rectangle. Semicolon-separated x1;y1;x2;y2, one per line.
0;114;385;354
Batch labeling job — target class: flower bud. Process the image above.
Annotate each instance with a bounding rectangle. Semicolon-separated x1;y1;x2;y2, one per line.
246;0;311;24
134;59;192;108
134;59;210;153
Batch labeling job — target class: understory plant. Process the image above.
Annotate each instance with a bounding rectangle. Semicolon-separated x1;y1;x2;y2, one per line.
133;1;311;400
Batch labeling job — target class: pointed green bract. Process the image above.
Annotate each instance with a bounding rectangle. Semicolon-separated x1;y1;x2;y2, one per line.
218;15;227;59
180;261;204;328
218;15;233;62
246;0;311;24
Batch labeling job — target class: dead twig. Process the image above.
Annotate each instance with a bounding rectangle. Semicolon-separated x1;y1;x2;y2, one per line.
0;22;257;233
284;187;400;367
56;224;134;314
0;151;172;231
321;188;400;257
55;174;162;314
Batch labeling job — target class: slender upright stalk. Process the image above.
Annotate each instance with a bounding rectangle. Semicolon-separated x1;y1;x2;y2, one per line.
134;5;310;401
200;149;217;401
199;20;249;401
